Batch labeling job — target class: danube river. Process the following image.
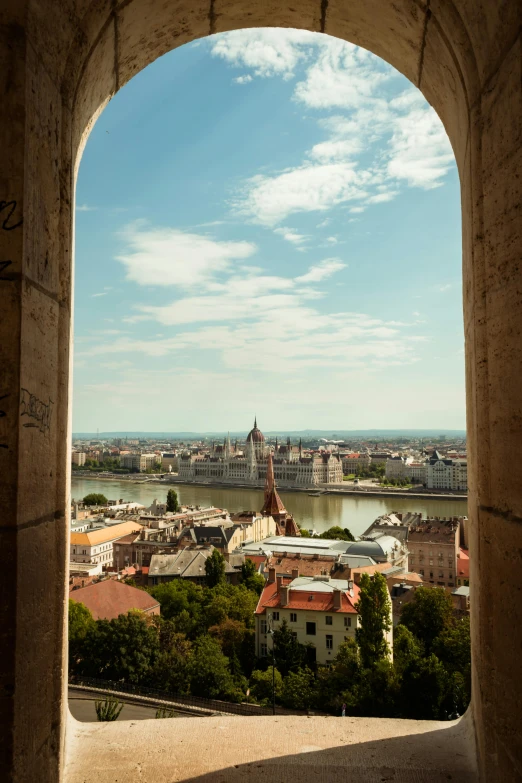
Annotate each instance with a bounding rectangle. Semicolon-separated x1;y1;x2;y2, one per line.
71;477;467;538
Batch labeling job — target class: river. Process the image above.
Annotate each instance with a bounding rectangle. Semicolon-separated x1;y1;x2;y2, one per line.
71;477;467;538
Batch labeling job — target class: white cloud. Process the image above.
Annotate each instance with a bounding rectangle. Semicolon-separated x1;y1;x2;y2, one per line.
91;292;107;298
218;30;454;224
437;283;453;292
234;74;253;84
294;40;390;110
211;28;318;80
76;204;97;212
349;206;366;214
116;223;257;288
296;258;346;283
236;163;371;226
274;227;309;246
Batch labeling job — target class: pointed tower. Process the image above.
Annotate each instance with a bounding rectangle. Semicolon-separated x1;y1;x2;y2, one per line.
275;436;279;454
261;453;290;533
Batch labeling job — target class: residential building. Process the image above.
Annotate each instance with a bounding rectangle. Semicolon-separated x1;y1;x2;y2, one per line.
70;521;142;567
148;546;238;586
341;452;371;475
407;517;461;587
161;453;178;472
120;452;158;472
255;573;393;666
426;450;468;491
179;419;343;486
385;456;406;479
71;451;86;466
69;579;160;620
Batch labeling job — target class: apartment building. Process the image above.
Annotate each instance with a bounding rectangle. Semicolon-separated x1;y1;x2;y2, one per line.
70;521;142;567
341;452;371;475
255;572;363;665
71;451;86;466
120;452;158;472
161;453;178;472
426;451;468;491
407;517;461;588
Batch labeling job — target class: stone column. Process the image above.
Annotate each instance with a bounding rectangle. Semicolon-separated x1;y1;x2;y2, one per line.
0;5;72;780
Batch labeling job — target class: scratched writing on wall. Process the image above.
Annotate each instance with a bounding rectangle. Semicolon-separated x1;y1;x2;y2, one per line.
20;388;53;434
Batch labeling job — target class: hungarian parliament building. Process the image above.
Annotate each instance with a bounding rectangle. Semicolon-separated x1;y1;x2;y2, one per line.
178;419;343;487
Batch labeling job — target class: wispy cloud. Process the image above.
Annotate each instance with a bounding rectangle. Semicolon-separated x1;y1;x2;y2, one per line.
91;292;107;297
234;74;253;84
77;204;98;212
116;222;257;288
296;258;346;283
212;31;454;227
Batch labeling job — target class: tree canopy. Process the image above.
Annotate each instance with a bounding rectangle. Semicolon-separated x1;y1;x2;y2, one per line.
318;526;355;541
205;549;226;588
166;489;179;513
399;586;453;653
355;572;392;668
82;492;108;506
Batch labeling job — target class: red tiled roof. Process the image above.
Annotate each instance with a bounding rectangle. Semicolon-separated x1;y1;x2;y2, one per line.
459;547;469;560
457;559;470;578
255;580;359;615
69;579;159;620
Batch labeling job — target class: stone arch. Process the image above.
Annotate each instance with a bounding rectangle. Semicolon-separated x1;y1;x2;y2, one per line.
1;2;521;782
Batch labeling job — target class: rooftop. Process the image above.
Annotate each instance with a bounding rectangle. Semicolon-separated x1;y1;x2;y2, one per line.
69;579;159;620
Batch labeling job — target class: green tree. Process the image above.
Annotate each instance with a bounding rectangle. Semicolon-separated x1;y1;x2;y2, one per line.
318;526;355;541
78;611;159;684
399;653;452;720
166;489;179;512
399;587;453;653
316;638;361;712
148;580;204;635
204;583;257;630
83;492;108;506
249;668;283;705
350;659;399;718
155;707;177;719
298;527;311;537
188;635;235;699
240;558;265;595
269;619;308;677
393;624;423;676
209;618;253;677
68;599;95;672
205;549;226;588
149;619;193;695
355;572;391;669
280;667;317;710
94;695;123;721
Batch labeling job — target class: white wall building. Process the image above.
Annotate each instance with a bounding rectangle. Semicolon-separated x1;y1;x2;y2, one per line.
255;574;393;665
120;452;158;472
69;521;142;567
426;457;467;491
72;451;86;466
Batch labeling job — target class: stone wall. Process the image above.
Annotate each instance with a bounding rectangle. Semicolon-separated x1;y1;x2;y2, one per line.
0;2;521;781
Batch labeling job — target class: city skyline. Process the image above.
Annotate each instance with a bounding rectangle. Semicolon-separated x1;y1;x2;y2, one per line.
74;29;464;432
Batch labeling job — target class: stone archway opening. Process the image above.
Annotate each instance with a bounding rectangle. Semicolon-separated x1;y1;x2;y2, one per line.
2;2;521;783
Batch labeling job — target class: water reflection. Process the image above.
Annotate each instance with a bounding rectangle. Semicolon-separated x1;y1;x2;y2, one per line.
71;477;467;537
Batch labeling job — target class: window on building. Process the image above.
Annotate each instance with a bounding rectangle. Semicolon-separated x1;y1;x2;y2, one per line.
344;617;352;627
439;572;444;579
260;620;267;635
290;613;297;623
325;616;332;625
260;644;267;657
326;635;333;649
272;612;279;621
306;622;316;636
430;572;434;579
420;569;424;576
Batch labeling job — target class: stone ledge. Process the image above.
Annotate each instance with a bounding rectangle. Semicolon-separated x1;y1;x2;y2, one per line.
65;711;478;782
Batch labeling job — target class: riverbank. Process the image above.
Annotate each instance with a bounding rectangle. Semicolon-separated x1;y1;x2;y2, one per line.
71;477;467;538
72;472;467;502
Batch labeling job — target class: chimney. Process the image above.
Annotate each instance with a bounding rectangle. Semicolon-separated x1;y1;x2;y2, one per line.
333;589;342;610
268;567;276;583
276;575;283;590
348;579;354;597
280;585;289;606
291;568;299;580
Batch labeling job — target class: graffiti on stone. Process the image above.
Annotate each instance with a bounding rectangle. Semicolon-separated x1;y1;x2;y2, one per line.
20;388;53;434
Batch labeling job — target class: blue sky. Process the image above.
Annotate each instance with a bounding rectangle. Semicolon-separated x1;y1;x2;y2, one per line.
73;29;464;433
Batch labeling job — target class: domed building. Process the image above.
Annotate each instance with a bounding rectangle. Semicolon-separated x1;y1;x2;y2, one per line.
246;417;268;459
178;417;343;487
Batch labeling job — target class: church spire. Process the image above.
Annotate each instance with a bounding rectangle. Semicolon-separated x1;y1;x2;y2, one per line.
254;415;257;429
261;452;287;523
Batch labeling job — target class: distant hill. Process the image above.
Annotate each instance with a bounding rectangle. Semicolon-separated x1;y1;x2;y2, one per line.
73;428;466;439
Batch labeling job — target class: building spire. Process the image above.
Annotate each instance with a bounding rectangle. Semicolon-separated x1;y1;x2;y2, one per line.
261;452;287;524
254;415;257;429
